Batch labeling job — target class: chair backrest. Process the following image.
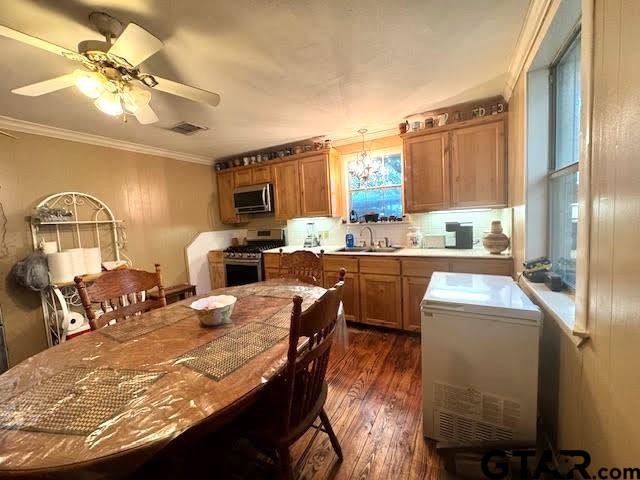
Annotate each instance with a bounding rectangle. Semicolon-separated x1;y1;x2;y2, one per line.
75;264;167;330
279;249;324;286
282;270;345;433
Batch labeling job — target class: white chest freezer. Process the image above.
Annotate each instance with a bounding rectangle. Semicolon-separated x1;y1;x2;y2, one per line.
421;272;542;445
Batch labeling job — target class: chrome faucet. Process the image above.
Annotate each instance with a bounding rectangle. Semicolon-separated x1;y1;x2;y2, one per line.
360;226;374;248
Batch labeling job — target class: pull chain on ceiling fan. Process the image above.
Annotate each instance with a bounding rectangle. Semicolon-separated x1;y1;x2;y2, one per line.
0;12;221;125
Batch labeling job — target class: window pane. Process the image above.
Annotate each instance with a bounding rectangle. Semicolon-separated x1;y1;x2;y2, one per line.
349;187;403;218
549;171;579;288
384;154;402;185
554;34;581;169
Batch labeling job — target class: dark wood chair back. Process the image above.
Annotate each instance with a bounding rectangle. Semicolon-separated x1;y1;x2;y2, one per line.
282;269;345;435
75;264;167;330
279;249;324;286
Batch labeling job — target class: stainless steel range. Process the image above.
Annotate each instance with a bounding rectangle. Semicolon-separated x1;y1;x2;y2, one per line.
223;229;285;287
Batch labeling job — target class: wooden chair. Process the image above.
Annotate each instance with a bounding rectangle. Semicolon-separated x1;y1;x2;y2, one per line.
247;269;346;479
75;264;167;330
278;249;324;286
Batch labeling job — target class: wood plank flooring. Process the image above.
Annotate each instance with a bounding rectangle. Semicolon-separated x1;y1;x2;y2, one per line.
290;326;443;480
136;326;443;480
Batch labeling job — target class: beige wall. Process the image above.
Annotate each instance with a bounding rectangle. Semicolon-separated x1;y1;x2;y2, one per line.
511;0;640;467
0;132;218;366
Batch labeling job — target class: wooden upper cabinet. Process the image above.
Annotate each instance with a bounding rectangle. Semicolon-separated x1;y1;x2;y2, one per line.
251;165;272;184
450;119;506;208
234;169;253;187
404;132;450;212
217;170;241;224
273;161;301;220
299;154;331;217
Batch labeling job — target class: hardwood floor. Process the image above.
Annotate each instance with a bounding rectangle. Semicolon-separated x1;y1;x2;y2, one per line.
290;326;443;480
135;326;443;480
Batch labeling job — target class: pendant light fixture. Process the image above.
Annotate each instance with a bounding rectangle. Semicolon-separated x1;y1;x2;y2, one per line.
348;129;380;184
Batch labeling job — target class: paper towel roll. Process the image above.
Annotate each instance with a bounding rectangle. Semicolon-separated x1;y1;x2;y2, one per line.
66;248;87;277
83;248;102;274
42;241;58;254
47;252;74;284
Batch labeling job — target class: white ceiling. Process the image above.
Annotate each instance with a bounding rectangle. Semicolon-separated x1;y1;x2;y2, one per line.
0;0;529;161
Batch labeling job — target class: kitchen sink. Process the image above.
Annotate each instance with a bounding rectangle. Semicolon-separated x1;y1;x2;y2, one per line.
336;246;372;252
335;246;401;253
369;246;402;253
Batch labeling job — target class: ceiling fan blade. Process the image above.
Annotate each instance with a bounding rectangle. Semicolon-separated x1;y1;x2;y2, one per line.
134;104;159;124
152;76;221;107
12;74;77;96
108;23;163;67
0;130;17;139
0;25;83;61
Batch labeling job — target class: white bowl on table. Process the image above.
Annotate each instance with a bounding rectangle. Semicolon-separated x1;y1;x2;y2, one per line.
190;295;237;326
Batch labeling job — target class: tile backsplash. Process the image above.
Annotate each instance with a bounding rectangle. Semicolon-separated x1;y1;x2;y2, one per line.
285;209;512;250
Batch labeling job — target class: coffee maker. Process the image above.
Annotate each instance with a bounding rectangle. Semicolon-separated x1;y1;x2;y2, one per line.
445;222;474;249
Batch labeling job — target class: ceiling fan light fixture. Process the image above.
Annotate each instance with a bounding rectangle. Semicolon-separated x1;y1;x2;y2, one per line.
73;70;107;99
94;91;123;116
121;84;151;113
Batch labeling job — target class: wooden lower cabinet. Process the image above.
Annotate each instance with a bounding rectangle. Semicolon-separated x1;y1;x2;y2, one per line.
402;276;430;332
264;268;280;280
359;273;402;329
324;270;359;322
207;250;226;289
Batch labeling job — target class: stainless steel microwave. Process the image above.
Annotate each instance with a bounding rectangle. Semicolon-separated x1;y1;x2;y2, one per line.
233;183;274;214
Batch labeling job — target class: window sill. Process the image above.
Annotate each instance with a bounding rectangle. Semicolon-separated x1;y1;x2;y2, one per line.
518;276;587;347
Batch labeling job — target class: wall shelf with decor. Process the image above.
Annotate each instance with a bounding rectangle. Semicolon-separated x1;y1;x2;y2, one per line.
29;192;128;347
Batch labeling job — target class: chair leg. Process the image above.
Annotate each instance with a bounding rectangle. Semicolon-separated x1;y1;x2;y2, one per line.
277;445;295;480
319;408;343;461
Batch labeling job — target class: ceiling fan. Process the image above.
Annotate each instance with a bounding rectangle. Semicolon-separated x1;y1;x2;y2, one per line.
0;12;221;124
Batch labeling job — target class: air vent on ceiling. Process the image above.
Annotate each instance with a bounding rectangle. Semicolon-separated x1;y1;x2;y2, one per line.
168;122;209;135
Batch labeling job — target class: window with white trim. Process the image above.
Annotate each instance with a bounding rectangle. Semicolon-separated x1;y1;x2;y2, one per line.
347;149;403;219
549;32;581;288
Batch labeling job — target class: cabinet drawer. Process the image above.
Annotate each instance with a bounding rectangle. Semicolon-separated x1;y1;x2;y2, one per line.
263;253;281;269
401;259;449;277
324;255;358;273
450;259;512;276
359;257;401;275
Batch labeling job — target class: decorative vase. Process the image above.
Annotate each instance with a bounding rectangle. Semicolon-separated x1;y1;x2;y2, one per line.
482;220;510;254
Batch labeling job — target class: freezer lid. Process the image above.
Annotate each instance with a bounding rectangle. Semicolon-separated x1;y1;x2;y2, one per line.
421;271;542;322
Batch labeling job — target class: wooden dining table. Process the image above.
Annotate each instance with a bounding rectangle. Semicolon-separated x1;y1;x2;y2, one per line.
0;279;332;479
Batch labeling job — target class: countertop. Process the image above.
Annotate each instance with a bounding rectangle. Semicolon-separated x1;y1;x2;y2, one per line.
263;245;512;259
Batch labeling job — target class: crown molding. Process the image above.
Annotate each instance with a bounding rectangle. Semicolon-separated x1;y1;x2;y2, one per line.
0;116;214;165
503;0;554;101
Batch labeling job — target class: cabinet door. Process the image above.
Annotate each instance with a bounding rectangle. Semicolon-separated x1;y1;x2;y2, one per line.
359;273;402;328
217;171;240;224
273;161;301;220
264;268;280;280
450;119;506;208
450;259;512;276
210;263;225;289
234;169;253;187
404;132;450;212
402;276;430;332
252;165;272;184
299;154;331;217
324;270;360;322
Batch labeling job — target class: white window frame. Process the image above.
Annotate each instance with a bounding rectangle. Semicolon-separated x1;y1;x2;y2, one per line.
344;146;404;221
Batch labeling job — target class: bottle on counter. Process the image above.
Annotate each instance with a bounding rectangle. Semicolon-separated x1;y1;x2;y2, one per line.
345;225;355;248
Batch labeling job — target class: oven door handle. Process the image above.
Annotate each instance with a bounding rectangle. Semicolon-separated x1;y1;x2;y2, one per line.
224;259;262;265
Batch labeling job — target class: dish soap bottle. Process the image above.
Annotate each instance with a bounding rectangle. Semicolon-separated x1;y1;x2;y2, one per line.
345;225;355;248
